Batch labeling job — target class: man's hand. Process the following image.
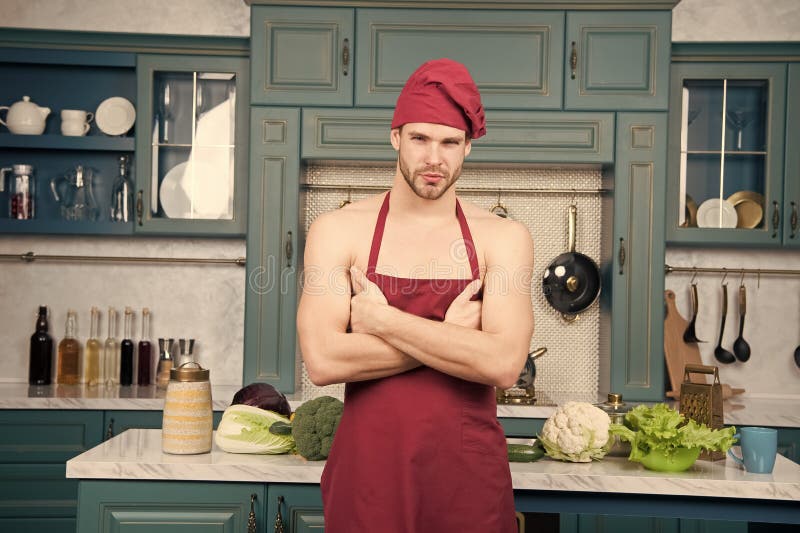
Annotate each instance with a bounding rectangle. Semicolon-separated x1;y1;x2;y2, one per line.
444;279;483;330
349;266;389;335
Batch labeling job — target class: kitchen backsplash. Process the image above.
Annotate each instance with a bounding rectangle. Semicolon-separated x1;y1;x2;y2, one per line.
295;162;605;402
0;235;245;386
665;247;800;398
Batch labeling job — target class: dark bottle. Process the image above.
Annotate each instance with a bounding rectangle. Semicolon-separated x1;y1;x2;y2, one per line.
137;308;152;386
29;306;53;385
120;307;134;386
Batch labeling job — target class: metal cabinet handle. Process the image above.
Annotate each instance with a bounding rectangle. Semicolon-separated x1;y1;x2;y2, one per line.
273;495;285;533
772;200;780;238
284;231;293;268
342;38;350;76
247;493;257;533
136;190;143;226
105;418;114;441
618;237;626;275
791;201;798;239
570;41;578;80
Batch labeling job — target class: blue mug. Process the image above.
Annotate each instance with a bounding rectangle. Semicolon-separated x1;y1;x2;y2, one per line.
727;426;778;474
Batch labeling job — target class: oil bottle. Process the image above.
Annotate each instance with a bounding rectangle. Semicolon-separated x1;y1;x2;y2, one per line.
56;310;81;384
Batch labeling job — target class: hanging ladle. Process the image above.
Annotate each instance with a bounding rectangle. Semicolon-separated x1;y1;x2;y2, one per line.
732;277;751;362
490;189;509;218
683;275;705;343
714;280;736;364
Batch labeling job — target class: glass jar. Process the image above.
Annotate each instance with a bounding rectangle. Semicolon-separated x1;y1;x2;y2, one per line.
162;362;212;454
596;393;635;457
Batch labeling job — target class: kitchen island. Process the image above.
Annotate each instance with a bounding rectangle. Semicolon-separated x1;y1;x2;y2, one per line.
67;429;800;530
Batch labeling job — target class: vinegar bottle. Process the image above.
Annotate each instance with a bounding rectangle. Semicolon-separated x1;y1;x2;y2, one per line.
103;307;119;387
120;307;134;386
29;305;53;385
56;310;81;384
85;307;102;386
137;308;152;385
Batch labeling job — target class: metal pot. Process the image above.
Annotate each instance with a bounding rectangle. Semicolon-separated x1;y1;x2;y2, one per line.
595;392;634;457
542;204;601;320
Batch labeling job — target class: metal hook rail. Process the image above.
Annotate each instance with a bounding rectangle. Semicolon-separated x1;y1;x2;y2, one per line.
0;251;246;267
665;264;800;277
300;183;610;195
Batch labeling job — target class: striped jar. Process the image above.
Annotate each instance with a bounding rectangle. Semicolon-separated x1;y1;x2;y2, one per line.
162;362;212;454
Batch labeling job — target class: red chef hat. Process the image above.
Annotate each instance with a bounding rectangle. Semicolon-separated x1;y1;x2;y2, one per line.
391;58;486;139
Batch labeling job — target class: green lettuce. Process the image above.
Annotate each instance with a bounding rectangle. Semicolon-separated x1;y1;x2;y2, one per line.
215;404;296;454
609;403;737;463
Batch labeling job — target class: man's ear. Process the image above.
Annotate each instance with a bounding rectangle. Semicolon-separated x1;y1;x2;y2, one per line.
390;128;401;151
464;137;472;157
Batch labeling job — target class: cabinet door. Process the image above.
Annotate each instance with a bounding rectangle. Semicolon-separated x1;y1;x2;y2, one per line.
77;480;263;533
783;64;800;247
611;113;667;401
665;63;787;246
356;8;564;110
565;11;671;111
576;515;678;533
267;484;324;533
244;107;300;391
0;410;103;463
102;410;223;440
135;54;249;235
251;6;354;106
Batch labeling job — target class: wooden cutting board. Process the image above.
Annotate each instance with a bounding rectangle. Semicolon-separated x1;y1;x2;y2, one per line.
663;289;745;399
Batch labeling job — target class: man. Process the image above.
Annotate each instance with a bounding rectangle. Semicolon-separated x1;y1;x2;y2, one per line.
297;58;534;532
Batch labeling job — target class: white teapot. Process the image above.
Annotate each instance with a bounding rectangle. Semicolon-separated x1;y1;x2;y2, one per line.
0;96;51;135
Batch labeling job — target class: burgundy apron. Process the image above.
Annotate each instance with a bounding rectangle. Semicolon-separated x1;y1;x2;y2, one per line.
321;192;516;533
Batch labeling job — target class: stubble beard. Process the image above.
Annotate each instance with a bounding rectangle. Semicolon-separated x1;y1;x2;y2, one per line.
398;157;462;200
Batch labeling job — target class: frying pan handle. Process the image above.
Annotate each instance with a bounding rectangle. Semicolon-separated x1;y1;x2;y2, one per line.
568;205;577;253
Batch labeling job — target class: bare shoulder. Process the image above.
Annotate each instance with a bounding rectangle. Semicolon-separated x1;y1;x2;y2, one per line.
458;198;534;256
305;194;385;263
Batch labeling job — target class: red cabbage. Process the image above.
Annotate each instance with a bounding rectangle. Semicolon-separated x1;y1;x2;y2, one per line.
231;383;291;417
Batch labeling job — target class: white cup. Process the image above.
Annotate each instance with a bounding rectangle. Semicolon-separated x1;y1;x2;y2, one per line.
60;109;93;136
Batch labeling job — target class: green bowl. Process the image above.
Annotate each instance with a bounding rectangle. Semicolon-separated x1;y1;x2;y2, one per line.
640;447;701;472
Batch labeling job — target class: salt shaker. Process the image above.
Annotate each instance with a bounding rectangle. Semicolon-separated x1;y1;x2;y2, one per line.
162;362;212;454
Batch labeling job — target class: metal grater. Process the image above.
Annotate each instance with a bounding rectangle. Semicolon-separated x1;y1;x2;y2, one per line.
679;364;725;460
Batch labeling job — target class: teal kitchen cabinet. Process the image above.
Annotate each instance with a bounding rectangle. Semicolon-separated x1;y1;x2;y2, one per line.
0;37;136;236
0;410;103;533
102;409;224;440
664;44;800;247
244;107;301;390
784;64;800;247
267;484;324;532
250;6;354;107
135;54;249;236
77;480;264;532
610;113;668;400
564;11;671;111
354;8;564;110
301;108;615;164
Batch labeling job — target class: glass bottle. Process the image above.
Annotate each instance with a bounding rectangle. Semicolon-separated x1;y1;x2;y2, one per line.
85;307;102;386
156;338;173;389
103;307;119;387
29;305;53;385
120;307;134;386
110;155;133;222
56;310;81;385
137;308;152;385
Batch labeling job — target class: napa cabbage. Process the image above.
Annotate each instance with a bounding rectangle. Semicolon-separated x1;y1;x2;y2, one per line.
215;404;295;454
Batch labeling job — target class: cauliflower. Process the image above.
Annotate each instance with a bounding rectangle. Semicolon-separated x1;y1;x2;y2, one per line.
539;401;611;462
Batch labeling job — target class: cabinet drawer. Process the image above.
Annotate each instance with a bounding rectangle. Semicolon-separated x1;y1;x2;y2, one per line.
0;410;102;463
0;518;75;533
356;8;564;110
0;464;78;518
302;108;614;164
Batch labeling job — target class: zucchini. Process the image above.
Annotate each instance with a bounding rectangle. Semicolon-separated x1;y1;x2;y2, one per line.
507;443;545;462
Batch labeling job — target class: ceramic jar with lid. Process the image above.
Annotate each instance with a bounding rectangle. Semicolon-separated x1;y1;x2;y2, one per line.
162;362;212;454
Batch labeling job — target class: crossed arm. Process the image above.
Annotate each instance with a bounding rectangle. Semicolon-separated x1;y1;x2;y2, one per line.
297;211;535;389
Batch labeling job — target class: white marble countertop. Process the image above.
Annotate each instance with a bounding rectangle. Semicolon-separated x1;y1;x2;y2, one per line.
1;384;798;428
66;429;800;502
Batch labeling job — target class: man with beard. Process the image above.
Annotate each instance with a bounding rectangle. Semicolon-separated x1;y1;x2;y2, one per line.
297;58;534;532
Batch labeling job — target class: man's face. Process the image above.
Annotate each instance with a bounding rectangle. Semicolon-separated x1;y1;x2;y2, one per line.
391;122;472;200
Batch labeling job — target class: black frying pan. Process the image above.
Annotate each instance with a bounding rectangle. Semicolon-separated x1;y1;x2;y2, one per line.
542;204;601;319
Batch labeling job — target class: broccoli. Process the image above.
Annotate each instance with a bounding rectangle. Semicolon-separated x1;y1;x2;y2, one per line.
291;395;344;461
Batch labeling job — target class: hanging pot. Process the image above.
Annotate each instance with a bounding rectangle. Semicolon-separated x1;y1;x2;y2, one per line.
542;204;601;320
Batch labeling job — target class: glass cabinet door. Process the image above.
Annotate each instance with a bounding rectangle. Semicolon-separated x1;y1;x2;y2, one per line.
667;63;786;245
135;55;248;235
